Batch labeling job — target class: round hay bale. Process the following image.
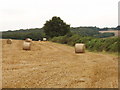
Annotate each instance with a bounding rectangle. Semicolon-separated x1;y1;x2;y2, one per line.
75;43;85;53
25;38;32;42
43;38;47;41
23;41;31;50
7;39;12;44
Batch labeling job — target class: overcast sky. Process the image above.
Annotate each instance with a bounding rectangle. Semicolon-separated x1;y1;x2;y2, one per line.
0;0;119;31
118;1;120;25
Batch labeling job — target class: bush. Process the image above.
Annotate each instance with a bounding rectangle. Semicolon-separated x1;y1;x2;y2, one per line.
67;34;81;46
51;34;119;53
95;33;115;38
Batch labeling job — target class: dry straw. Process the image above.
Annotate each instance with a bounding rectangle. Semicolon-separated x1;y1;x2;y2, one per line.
25;38;32;42
23;41;31;50
7;39;12;44
75;43;85;53
43;38;47;41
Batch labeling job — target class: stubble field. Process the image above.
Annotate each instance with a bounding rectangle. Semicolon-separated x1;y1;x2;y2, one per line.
1;39;118;88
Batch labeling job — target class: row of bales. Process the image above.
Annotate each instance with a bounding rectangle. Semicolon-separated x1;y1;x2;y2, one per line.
6;38;85;53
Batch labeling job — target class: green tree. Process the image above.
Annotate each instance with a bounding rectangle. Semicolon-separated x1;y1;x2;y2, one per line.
43;16;70;38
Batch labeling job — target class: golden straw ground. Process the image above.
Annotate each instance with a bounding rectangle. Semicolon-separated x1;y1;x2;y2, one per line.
2;39;118;88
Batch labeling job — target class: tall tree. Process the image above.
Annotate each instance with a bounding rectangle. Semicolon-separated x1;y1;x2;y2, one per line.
43;16;70;38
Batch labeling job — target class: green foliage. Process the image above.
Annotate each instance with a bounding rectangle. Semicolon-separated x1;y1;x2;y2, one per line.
2;26;116;41
117;26;120;30
51;34;119;53
43;16;70;38
94;33;115;38
99;27;118;31
1;16;118;53
70;27;115;38
2;28;45;40
70;27;99;37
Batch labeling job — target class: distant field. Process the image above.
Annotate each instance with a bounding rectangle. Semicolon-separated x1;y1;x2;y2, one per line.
99;30;120;36
2;39;118;88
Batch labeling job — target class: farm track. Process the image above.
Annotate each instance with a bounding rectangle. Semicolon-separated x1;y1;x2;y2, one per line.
2;39;118;88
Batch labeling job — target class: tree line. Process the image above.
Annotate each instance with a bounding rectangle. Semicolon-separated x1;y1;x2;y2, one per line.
2;16;119;52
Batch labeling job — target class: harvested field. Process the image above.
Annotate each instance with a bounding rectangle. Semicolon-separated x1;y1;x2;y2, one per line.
0;39;2;89
2;39;118;88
